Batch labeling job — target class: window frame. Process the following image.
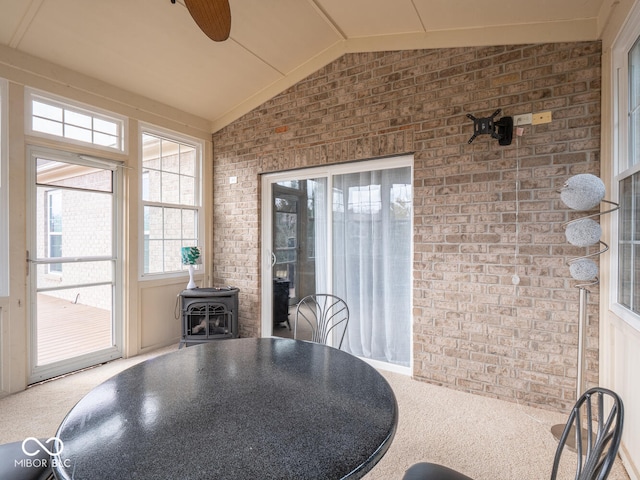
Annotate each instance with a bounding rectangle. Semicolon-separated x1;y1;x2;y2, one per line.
138;124;203;280
25;88;127;154
611;6;640;331
0;78;8;297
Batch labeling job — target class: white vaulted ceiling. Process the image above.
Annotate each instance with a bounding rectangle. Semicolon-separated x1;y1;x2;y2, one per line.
0;0;612;132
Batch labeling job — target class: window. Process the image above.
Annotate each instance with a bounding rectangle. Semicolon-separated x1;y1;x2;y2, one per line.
47;190;63;274
0;78;7;296
614;14;640;323
140;127;202;277
618;175;640;315
26;89;125;152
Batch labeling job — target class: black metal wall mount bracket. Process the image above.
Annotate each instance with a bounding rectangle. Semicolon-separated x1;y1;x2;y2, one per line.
466;109;513;146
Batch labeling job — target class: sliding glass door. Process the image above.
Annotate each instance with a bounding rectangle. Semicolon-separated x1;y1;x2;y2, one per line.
262;156;412;371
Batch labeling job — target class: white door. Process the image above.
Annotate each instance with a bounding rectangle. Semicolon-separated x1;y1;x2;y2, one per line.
28;147;122;383
262;156;413;373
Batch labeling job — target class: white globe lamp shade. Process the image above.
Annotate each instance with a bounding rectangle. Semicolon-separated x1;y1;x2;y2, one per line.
569;258;598;281
565;218;602;247
560;174;605;211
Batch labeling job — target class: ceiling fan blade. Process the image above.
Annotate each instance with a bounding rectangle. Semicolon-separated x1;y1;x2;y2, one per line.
184;0;231;42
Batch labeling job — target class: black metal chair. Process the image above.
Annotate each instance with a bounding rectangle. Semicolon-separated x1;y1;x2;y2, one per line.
294;294;349;349
0;439;53;480
403;387;624;480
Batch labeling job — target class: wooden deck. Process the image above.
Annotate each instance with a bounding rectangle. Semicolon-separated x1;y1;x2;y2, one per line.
37;293;112;366
35;295;305;365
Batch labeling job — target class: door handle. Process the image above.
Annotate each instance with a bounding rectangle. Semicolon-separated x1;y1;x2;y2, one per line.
270;251;276;267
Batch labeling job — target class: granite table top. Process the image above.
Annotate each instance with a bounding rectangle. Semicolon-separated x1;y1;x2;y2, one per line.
52;338;398;479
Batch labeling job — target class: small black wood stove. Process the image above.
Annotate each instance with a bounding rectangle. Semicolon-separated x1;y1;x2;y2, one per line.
179;287;239;347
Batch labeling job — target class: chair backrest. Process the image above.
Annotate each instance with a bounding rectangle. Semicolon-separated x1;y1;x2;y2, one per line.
550;387;624;480
294;294;349;349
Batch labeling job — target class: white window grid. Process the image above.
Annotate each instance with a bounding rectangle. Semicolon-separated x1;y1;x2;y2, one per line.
140;127;203;278
26;88;126;153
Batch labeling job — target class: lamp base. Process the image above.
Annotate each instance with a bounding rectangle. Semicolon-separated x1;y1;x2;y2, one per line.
186;265;197;289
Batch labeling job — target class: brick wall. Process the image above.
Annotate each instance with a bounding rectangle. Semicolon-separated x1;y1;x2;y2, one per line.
213;42;602;411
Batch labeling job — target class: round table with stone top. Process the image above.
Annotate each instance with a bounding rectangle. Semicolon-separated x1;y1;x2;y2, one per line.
52;337;398;479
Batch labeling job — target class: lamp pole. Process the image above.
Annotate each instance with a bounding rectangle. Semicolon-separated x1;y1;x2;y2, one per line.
550;285;590;447
575;286;588;398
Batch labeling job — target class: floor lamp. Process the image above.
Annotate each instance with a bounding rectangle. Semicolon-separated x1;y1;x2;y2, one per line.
551;174;619;444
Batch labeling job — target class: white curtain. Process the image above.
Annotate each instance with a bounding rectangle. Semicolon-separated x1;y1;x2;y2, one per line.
332;167;412;367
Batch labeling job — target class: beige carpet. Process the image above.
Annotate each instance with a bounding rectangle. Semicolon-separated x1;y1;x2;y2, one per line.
369;370;629;480
0;344;630;480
